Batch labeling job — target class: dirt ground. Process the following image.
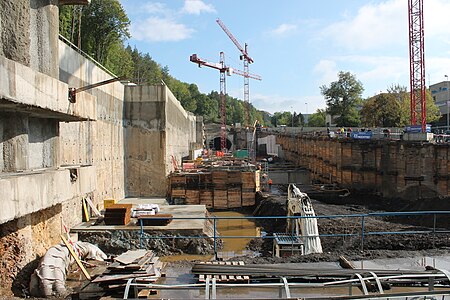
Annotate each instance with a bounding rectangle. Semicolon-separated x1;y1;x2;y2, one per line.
221;184;450;265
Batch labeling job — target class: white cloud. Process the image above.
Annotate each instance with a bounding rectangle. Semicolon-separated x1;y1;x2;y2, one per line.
269;23;298;36
131;17;195;42
425;0;450;38
313;55;410;97
425;57;450;85
313;60;338;85
142;2;167;14
321;0;406;50
250;93;326;114
182;0;216;15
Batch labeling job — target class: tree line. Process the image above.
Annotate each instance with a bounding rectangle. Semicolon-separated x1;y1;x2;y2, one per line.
59;0;441;129
58;0;268;127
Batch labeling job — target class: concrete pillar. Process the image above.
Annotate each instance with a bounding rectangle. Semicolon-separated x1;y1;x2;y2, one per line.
29;0;59;77
0;0;31;67
0;0;59;77
1;113;29;172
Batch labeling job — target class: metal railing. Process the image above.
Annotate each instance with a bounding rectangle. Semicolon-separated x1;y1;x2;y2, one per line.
138;210;450;259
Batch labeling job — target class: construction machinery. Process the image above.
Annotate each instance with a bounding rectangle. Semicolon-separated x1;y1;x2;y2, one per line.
286;184;323;255
190;53;261;151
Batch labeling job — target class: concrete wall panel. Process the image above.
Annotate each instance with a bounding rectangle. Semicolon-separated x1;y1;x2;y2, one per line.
0;166;96;224
58;41;125;205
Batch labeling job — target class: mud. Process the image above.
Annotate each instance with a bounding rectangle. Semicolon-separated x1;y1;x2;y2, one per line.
232;185;450;265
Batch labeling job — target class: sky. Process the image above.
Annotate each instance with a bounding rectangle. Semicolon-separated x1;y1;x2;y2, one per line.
119;0;450;115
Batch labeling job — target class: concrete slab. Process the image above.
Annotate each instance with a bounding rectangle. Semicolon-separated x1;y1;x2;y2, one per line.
71;202;207;233
118;197;168;206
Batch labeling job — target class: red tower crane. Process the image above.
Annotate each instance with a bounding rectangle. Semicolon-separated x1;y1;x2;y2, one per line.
190;53;261;151
216;18;260;127
408;0;426;132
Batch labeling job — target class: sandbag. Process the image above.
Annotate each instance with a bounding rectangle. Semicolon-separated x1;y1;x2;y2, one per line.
29;241;107;297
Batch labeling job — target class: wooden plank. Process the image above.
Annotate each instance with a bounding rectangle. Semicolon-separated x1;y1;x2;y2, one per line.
84;196;102;217
92;273;152;283
60;234;91;280
82;198;90;222
137;289;150;298
114;249;148;265
137;251;154;266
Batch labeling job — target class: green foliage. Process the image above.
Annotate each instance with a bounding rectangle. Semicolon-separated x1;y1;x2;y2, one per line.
321;71;364;127
59;0;130;65
308;109;326;127
271;112;293;127
360;93;401;127
361;84;441;127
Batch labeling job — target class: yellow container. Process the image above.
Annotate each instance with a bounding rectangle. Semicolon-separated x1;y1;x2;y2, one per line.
104;198;117;208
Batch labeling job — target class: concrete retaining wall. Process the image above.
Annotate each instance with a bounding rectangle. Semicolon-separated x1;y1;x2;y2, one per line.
124;85;202;197
277;135;450;200
58;40;125;204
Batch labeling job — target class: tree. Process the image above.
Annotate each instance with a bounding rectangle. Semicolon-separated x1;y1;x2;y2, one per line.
80;0;130;64
360;85;440;127
360;93;401;127
320;71;364;127
308;109;327;127
104;41;133;78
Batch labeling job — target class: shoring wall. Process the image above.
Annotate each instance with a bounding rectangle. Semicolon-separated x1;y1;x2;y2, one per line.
277;135;450;199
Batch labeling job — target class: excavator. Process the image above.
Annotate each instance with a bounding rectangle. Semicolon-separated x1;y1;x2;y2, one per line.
286;184;323;255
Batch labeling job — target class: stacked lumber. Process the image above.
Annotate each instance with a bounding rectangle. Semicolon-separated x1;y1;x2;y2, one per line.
170;175;185;198
185;190;200;204
241;172;257;206
212;170;228;209
199;190;213;208
91;250;164;296
104;204;132;225
213;190;228;209
169;170;259;209
227;188;242;208
212;170;228;189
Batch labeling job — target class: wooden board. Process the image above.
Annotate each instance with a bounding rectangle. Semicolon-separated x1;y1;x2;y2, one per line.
114;249;148;265
60;234;91;280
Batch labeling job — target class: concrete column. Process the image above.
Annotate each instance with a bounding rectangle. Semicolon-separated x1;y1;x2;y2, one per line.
1;113;29;172
0;0;31;67
29;0;59;77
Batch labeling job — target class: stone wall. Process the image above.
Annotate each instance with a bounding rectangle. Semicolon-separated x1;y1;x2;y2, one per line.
277;134;450;200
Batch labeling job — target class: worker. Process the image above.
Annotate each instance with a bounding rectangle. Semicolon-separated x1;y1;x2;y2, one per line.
268;178;273;190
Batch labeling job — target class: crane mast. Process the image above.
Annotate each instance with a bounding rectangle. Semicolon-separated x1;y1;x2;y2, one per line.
190;53;260;151
408;0;426;131
216;18;258;128
190;53;228;151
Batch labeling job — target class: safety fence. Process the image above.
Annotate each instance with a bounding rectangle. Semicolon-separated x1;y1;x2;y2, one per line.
138;210;450;259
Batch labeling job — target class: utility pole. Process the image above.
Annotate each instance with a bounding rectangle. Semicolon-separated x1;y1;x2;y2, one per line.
291;107;294;127
446;75;449;131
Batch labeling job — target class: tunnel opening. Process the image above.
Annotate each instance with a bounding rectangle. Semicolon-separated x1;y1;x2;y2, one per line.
210;137;232;151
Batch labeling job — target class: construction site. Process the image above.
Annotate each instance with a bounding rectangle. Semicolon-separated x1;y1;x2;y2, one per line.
3;0;450;299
